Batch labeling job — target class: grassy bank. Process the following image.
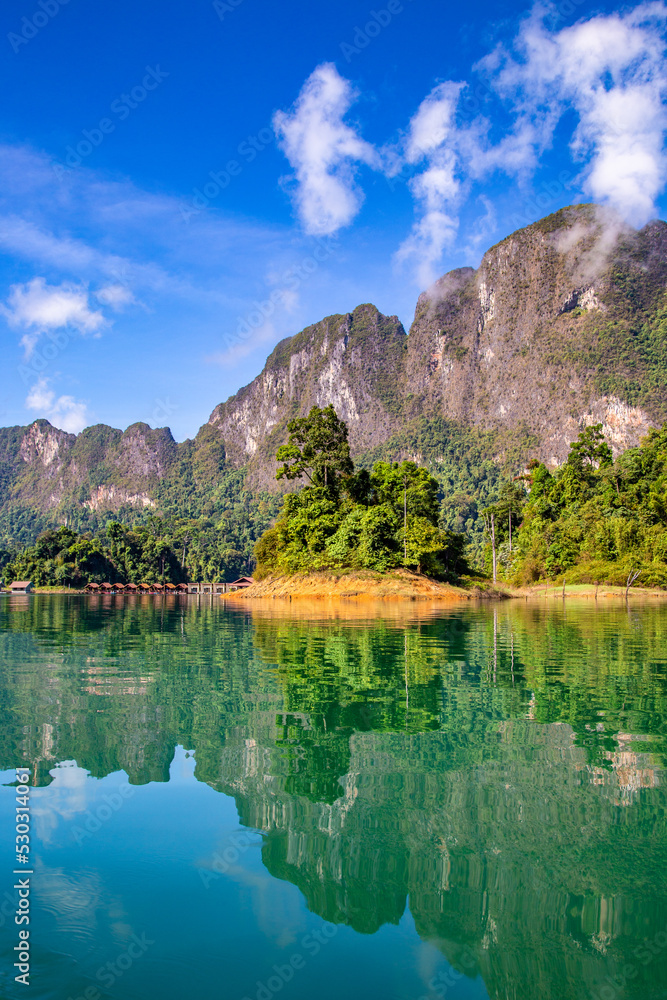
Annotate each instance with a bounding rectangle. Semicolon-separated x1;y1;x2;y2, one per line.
503;582;667;600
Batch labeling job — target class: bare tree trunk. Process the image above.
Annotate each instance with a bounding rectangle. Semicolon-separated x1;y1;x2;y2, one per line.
625;569;640;600
509;511;512;554
493;606;497;683
404;477;408;564
491;513;496;584
404;633;409;721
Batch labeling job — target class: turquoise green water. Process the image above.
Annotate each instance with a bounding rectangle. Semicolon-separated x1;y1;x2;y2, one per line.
0;595;666;1000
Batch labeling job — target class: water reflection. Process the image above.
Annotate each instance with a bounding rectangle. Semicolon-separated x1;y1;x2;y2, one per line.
0;595;666;999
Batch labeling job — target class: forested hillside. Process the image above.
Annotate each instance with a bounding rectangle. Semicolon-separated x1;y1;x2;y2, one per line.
509;425;667;587
1;204;666;579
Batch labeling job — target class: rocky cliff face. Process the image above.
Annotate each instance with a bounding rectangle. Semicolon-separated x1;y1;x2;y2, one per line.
0;420;178;531
203;204;666;483
1;205;665;537
208;304;407;488
18;420;73;469
403;205;666;464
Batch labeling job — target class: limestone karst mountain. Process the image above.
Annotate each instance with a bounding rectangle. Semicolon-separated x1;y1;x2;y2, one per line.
1;204;665;550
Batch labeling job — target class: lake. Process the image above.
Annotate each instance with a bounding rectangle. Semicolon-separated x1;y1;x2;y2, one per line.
0;595;666;1000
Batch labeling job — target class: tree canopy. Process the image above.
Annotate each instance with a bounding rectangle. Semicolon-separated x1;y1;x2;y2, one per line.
256;408;467;579
507;424;667;586
276;404;354;490
3;514;259;587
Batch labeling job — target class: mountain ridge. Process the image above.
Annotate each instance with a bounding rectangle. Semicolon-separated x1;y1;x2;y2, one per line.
1;203;666;552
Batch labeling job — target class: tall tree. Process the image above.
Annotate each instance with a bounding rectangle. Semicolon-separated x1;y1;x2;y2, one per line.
369;461;440;525
495;481;527;553
567;423;613;472
481;506;498;583
276;405;353;490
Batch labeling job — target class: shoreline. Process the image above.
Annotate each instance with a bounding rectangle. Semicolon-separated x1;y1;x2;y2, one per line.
222;570;472;602
221;571;667;603
3;578;666;602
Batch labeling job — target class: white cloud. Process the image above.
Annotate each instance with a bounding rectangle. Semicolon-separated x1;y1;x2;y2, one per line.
465;194;498;254
206;318;280;366
95;284;135;310
488;3;667;226
19;331;40;361
4;276;104;332
405;82;464;162
2;277;105;358
395;83;464;286
0;146;283;314
391;4;667;284
26;376;89;434
393;81;544;284
0;215;173;299
273;63;380;235
456;115;544;181
25;378;55;411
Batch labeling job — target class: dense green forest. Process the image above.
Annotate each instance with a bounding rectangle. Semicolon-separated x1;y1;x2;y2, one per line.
255;408;667;589
254;405;468;578
0;420;282;561
507;423;667;587
2;513;268;586
3;408;667;589
359;415;534;563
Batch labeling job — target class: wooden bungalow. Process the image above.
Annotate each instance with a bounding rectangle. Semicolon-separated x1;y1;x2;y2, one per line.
164;583;177;592
228;577;255;591
99;582;114;593
137;583;152;593
124;583;138;593
176;583;189;593
152;583;164;594
84;582;100;593
10;580;33;593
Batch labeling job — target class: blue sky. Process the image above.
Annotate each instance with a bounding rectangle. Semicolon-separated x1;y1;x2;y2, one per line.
1;0;666;440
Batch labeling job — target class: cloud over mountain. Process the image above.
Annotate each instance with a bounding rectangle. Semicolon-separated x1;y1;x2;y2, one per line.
276;4;667;283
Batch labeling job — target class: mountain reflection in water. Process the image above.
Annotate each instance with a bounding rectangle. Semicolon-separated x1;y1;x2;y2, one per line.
0;594;666;1000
